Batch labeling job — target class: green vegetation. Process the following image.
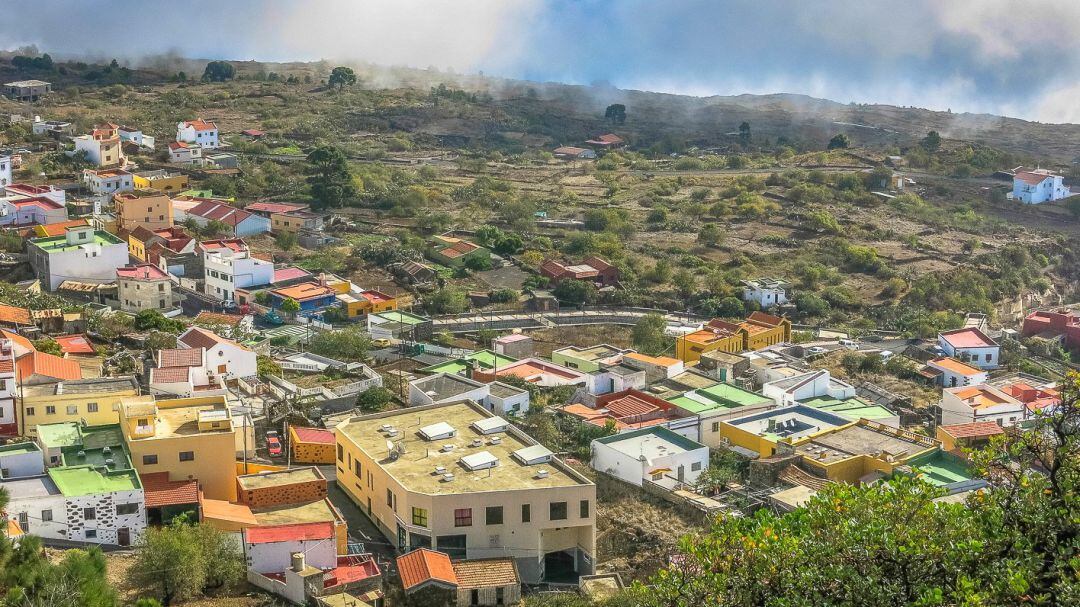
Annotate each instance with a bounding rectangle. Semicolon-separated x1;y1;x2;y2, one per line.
309;326;372;361
132;520;245;606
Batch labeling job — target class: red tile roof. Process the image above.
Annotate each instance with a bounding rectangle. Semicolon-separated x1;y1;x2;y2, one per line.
186;199;253;227
53;334;95;355
35;219;91;237
324;555;381;588
150;366;192;384
141;472;200;507
451;558;519;589
0;304;32;326
183;119;217;132
16;351;82;382
939;422;1006;440
272;283;336;302
157;348;203;368
397;549;457;591
116;264;169;281
246;202;306;215
194;311;244;327
245;522;333;545
292;427;334;445
1014;170;1055;185
178;326;227;350
604;394;659;418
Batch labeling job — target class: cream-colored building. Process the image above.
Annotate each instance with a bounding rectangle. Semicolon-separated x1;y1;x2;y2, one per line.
19;376;141;437
113;190;173;233
120;395;240;501
334;401;596;584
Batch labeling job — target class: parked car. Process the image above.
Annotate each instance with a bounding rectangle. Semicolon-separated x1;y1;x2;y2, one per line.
372;338;393;348
267;435;283;457
839;339;860;349
806;346;827;355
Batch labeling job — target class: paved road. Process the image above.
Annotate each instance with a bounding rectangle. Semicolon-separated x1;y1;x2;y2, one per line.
320;464;400;575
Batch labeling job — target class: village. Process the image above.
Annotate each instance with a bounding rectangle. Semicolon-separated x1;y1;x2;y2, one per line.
0;50;1079;607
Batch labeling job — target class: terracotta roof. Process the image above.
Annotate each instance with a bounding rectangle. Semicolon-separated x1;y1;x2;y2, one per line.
169;141;192;151
53;334;95;355
195;311;244;327
117;264;169;281
141;472;200;507
157;347;203;368
246;202;305;214
245;522;333;545
940;328;997;349
0;304;32;325
183;119;217;132
397;549;457;591
1014;170;1055;185
451;558;519;589
241;129;265;137
150;366;191;384
939;422;1006;440
928;357;983;377
292;427;334;444
35;219;91;237
186;199;253;227
604;394;659;418
201;498;257;526
0;329;34;353
272;283;336;302
178;326;226;350
16;351;82;382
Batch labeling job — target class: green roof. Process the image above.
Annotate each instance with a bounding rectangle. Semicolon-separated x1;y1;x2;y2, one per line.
372;310;427;325
180;189;234;201
30;230;124;252
800;395;896;421
0;442;40;455
420;349;518;375
37;423;125;451
36;422;83;449
668;383;771;414
48;466;141;496
907;450;976;487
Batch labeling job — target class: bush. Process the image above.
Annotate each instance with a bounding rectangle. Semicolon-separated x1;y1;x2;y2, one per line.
795;293;830;316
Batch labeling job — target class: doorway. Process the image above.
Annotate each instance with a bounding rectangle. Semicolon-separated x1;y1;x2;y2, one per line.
117;528;130;547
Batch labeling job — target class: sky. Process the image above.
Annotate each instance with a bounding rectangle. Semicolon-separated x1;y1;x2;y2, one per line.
5;0;1080;123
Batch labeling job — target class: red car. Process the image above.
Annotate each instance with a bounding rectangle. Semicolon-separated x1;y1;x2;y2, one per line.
267;435;283;457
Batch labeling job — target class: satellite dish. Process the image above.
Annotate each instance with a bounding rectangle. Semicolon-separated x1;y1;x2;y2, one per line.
385;440;394;454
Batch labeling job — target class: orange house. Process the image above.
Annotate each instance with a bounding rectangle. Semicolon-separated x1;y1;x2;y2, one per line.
676;312;791;363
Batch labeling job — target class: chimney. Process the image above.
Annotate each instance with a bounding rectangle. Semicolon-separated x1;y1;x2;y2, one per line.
291;552;306;573
463;359;476;380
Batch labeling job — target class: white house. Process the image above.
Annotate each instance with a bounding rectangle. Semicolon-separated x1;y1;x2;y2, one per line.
762;369;855;407
926;357;988;388
939;384;1027;427
5;183;66;206
0;338;17;437
938;328;999;369
176;119;220;149
118;125;154;150
0;153;10;187
178;326;258;379
168;142;203;164
26;225;129;291
83;168;134;196
742;278;790;308
1012;169;1070;204
590;426;709;488
0;442;45;479
200;240;273;303
244;522;336;574
407;373;531;416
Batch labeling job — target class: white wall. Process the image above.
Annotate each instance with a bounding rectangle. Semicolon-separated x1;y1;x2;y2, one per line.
940;390;1025;427
0;450;45;478
743;287;787;308
939;339;999;370
34;241;129;291
0;155;10;187
590;440;708;487
485;389;530;416
6;488;66;540
202;342;257;379
246;537;335;574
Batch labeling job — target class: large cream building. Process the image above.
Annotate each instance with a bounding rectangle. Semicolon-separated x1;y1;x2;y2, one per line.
334;401;596;584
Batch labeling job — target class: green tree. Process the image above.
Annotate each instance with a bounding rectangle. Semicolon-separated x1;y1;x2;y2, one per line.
921;130;942;152
738;121;751;146
604;103;626;125
309;326;371;362
552;279;598;306
144;330;177;352
328;66;358;91
275;230;298;251
712;296;745;318
632;313;669;355
305;146;357;210
698;223;723;247
201;61;235;82
279;298;300;314
31;338;62;356
356;386;393;411
132;521;244;606
794;293;830;316
426;287;469;314
827;133;850;149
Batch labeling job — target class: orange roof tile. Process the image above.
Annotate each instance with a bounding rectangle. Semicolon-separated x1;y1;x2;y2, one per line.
0;329;35;354
929;357;983;377
53;334;95;355
245;522;333;544
16;351;82;382
0;304;32;326
397;548;457;591
939;422;1006;440
451;558;518;589
141;472;200;508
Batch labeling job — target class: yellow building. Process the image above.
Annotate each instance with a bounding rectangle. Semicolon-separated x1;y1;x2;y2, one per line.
783;420;940;484
120;395;240;501
716;404;853;458
676;312;791;364
133;170;189;193
336;289;399;319
334;401;596;584
19;376;140;437
113;190;174;233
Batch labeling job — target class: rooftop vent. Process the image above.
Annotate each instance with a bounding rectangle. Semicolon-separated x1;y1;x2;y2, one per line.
433;465;446;475
419;422;456;441
460;450;500;471
76;450;86;458
471;416;509;435
386;429;399;438
535;469;549;479
512;444;553;466
488;436;502;445
102;446;111;455
441;473;455;482
470;438;483;448
380;424;392;432
105;458;114;467
440;444;455;453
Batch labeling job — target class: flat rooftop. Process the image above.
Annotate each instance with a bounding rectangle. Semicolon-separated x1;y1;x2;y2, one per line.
594;427;705;461
907;450;976;487
554;344;626;362
122;397;233;438
336;401;589;495
795;422;936;465
420;350;517;375
371;311;427;325
49;466;140;496
0;442;40;455
237;466;324;491
1;475;60;499
411;373;485;401
30;231;123;252
37;423;126;451
800;395;896;421
23;375;138;398
668;383;771;414
726;405;851;442
252;497;341;526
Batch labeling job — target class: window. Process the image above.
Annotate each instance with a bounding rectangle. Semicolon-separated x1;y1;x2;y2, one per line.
41;510;52;522
454;508;472;527
412;507;428;527
691;461;702;472
353;460;361;476
87;403;98;413
337;444;344;461
159;283;165;292
66;405;78;415
711;422;720;433
83;507;96;520
550;501;567;521
45;406;56;415
386;488;395;510
116;503;139;515
179;451;194;462
985;353;992;362
580;500;590;518
142;454;158;465
521;504;531;523
25;407;34;417
85;529;97;539
485;506;503;525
